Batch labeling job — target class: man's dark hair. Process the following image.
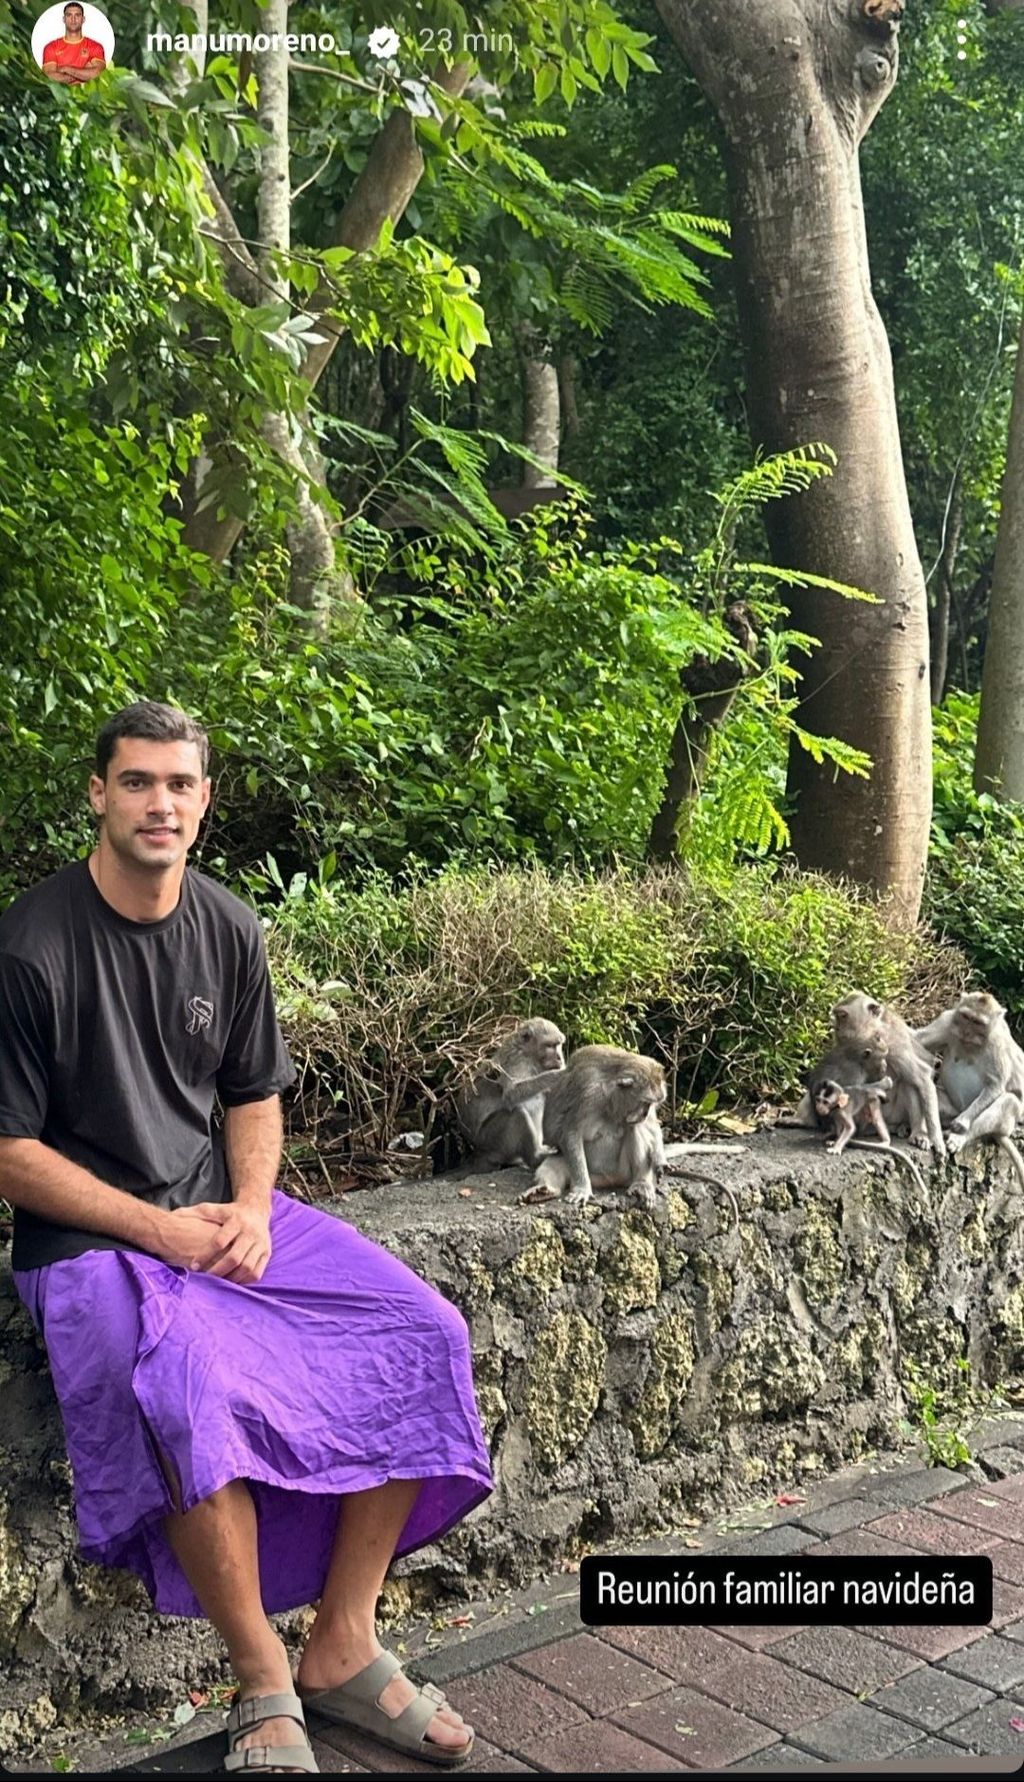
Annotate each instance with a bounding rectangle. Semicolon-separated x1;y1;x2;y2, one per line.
95;702;210;780
63;3;83;13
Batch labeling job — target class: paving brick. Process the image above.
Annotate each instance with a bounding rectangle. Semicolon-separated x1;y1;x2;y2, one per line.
596;1622;740;1683
518;1720;687;1772
511;1634;669;1714
691;1649;846;1733
894;1733;979;1760
452;1746;527;1774
710;1625;808;1651
769;1626;920;1693
726;1524;819;1557
310;1737;369;1772
787;1701;917;1762
942;1695;1024;1754
729;1741;824;1768
865;1506;1002;1558
315;1720;437;1771
991;1578;1024;1629
471;1760;537;1774
612;1685;778;1768
857;1467;963;1511
441;1665;588;1752
940;1634;1024;1692
854;1621;986;1661
976;1473;1024;1503
999;1619;1024;1646
931;1488;1024;1543
867;1666;993;1731
989;1542;1024;1586
799;1528;921;1560
795;1499;874;1538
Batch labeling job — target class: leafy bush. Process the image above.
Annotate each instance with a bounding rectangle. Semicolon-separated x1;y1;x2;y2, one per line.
264;860;968;1171
926;692;1024;1020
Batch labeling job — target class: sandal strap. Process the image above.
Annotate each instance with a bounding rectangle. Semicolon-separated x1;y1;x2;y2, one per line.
333;1650;405;1706
227;1691;309;1737
224;1744;319;1773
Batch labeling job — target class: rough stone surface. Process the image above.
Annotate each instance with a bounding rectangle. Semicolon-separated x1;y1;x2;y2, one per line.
4;1129;1024;1743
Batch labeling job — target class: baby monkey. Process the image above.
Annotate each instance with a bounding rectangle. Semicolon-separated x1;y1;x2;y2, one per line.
813;1075;893;1154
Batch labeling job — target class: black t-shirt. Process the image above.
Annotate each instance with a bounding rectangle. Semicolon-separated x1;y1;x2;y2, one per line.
0;860;296;1269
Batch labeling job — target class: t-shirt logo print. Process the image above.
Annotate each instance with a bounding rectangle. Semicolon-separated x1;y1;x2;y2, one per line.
185;996;215;1035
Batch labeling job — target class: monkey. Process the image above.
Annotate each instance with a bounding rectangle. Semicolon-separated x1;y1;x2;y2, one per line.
503;1044;667;1210
456;1019;566;1170
792;992;945;1152
813;1076;893;1153
859;0;904;37
808;1070;929;1193
914;991;1024;1191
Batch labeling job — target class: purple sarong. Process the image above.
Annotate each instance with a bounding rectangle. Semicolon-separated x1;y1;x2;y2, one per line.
13;1191;493;1618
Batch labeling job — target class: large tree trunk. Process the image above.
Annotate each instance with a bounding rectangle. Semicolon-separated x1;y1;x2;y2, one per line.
930;473;963;707
974;312;1024;796
656;0;932;923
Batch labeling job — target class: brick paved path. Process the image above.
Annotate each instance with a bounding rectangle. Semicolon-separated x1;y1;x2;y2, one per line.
44;1438;1024;1773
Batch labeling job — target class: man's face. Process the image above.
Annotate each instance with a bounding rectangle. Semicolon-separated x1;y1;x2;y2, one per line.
89;737;210;872
63;5;84;34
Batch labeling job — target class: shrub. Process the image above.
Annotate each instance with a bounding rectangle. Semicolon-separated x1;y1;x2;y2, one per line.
264;861;968;1171
926;692;1024;1021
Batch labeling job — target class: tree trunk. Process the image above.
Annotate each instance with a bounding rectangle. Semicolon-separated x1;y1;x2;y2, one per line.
180;62;472;568
930;473;963;707
974;312;1024;796
557;352;581;437
253;2;337;615
648;602;760;859
516;324;560;486
656;0;932;924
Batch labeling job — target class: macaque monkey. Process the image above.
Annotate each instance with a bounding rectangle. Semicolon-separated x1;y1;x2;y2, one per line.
793;992;944;1152
813;1076;892;1154
457;1019;566;1169
914;991;1024;1190
809;1069;928;1192
504;1044;667;1209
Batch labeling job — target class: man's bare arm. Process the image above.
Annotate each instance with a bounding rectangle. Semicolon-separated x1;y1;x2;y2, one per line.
0;1137;232;1270
224;1095;283;1216
189;1096;283;1284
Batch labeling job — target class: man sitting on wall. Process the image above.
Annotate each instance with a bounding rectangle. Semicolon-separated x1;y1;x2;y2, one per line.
0;700;492;1773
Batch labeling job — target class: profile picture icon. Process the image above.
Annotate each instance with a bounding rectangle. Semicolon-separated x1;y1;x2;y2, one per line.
32;2;113;83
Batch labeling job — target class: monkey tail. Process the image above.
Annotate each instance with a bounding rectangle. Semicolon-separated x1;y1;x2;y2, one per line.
997;1136;1024;1194
846;1139;927;1196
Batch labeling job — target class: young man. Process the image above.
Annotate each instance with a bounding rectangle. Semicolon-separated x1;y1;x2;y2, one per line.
0;702;492;1774
41;3;106;82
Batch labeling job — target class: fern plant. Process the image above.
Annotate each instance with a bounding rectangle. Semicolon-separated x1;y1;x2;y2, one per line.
642;444;879;866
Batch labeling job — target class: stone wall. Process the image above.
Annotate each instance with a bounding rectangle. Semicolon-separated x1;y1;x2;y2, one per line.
3;1131;1024;1746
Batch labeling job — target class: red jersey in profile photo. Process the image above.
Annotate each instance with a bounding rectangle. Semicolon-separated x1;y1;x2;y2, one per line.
42;3;106;81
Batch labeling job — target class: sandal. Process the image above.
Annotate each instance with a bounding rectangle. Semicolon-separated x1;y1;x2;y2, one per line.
298;1651;474;1769
224;1690;320;1774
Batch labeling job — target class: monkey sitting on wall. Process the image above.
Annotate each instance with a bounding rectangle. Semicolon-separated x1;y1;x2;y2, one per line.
793;991;944;1151
914;991;1024;1189
456;1018;566;1170
503;1043;666;1209
812;1075;893;1154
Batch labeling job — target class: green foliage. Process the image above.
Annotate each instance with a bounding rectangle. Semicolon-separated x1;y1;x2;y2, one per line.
864;1;1024;688
925;693;1024;1018
900;1356;1004;1471
261;861;966;1153
648;446;876;866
